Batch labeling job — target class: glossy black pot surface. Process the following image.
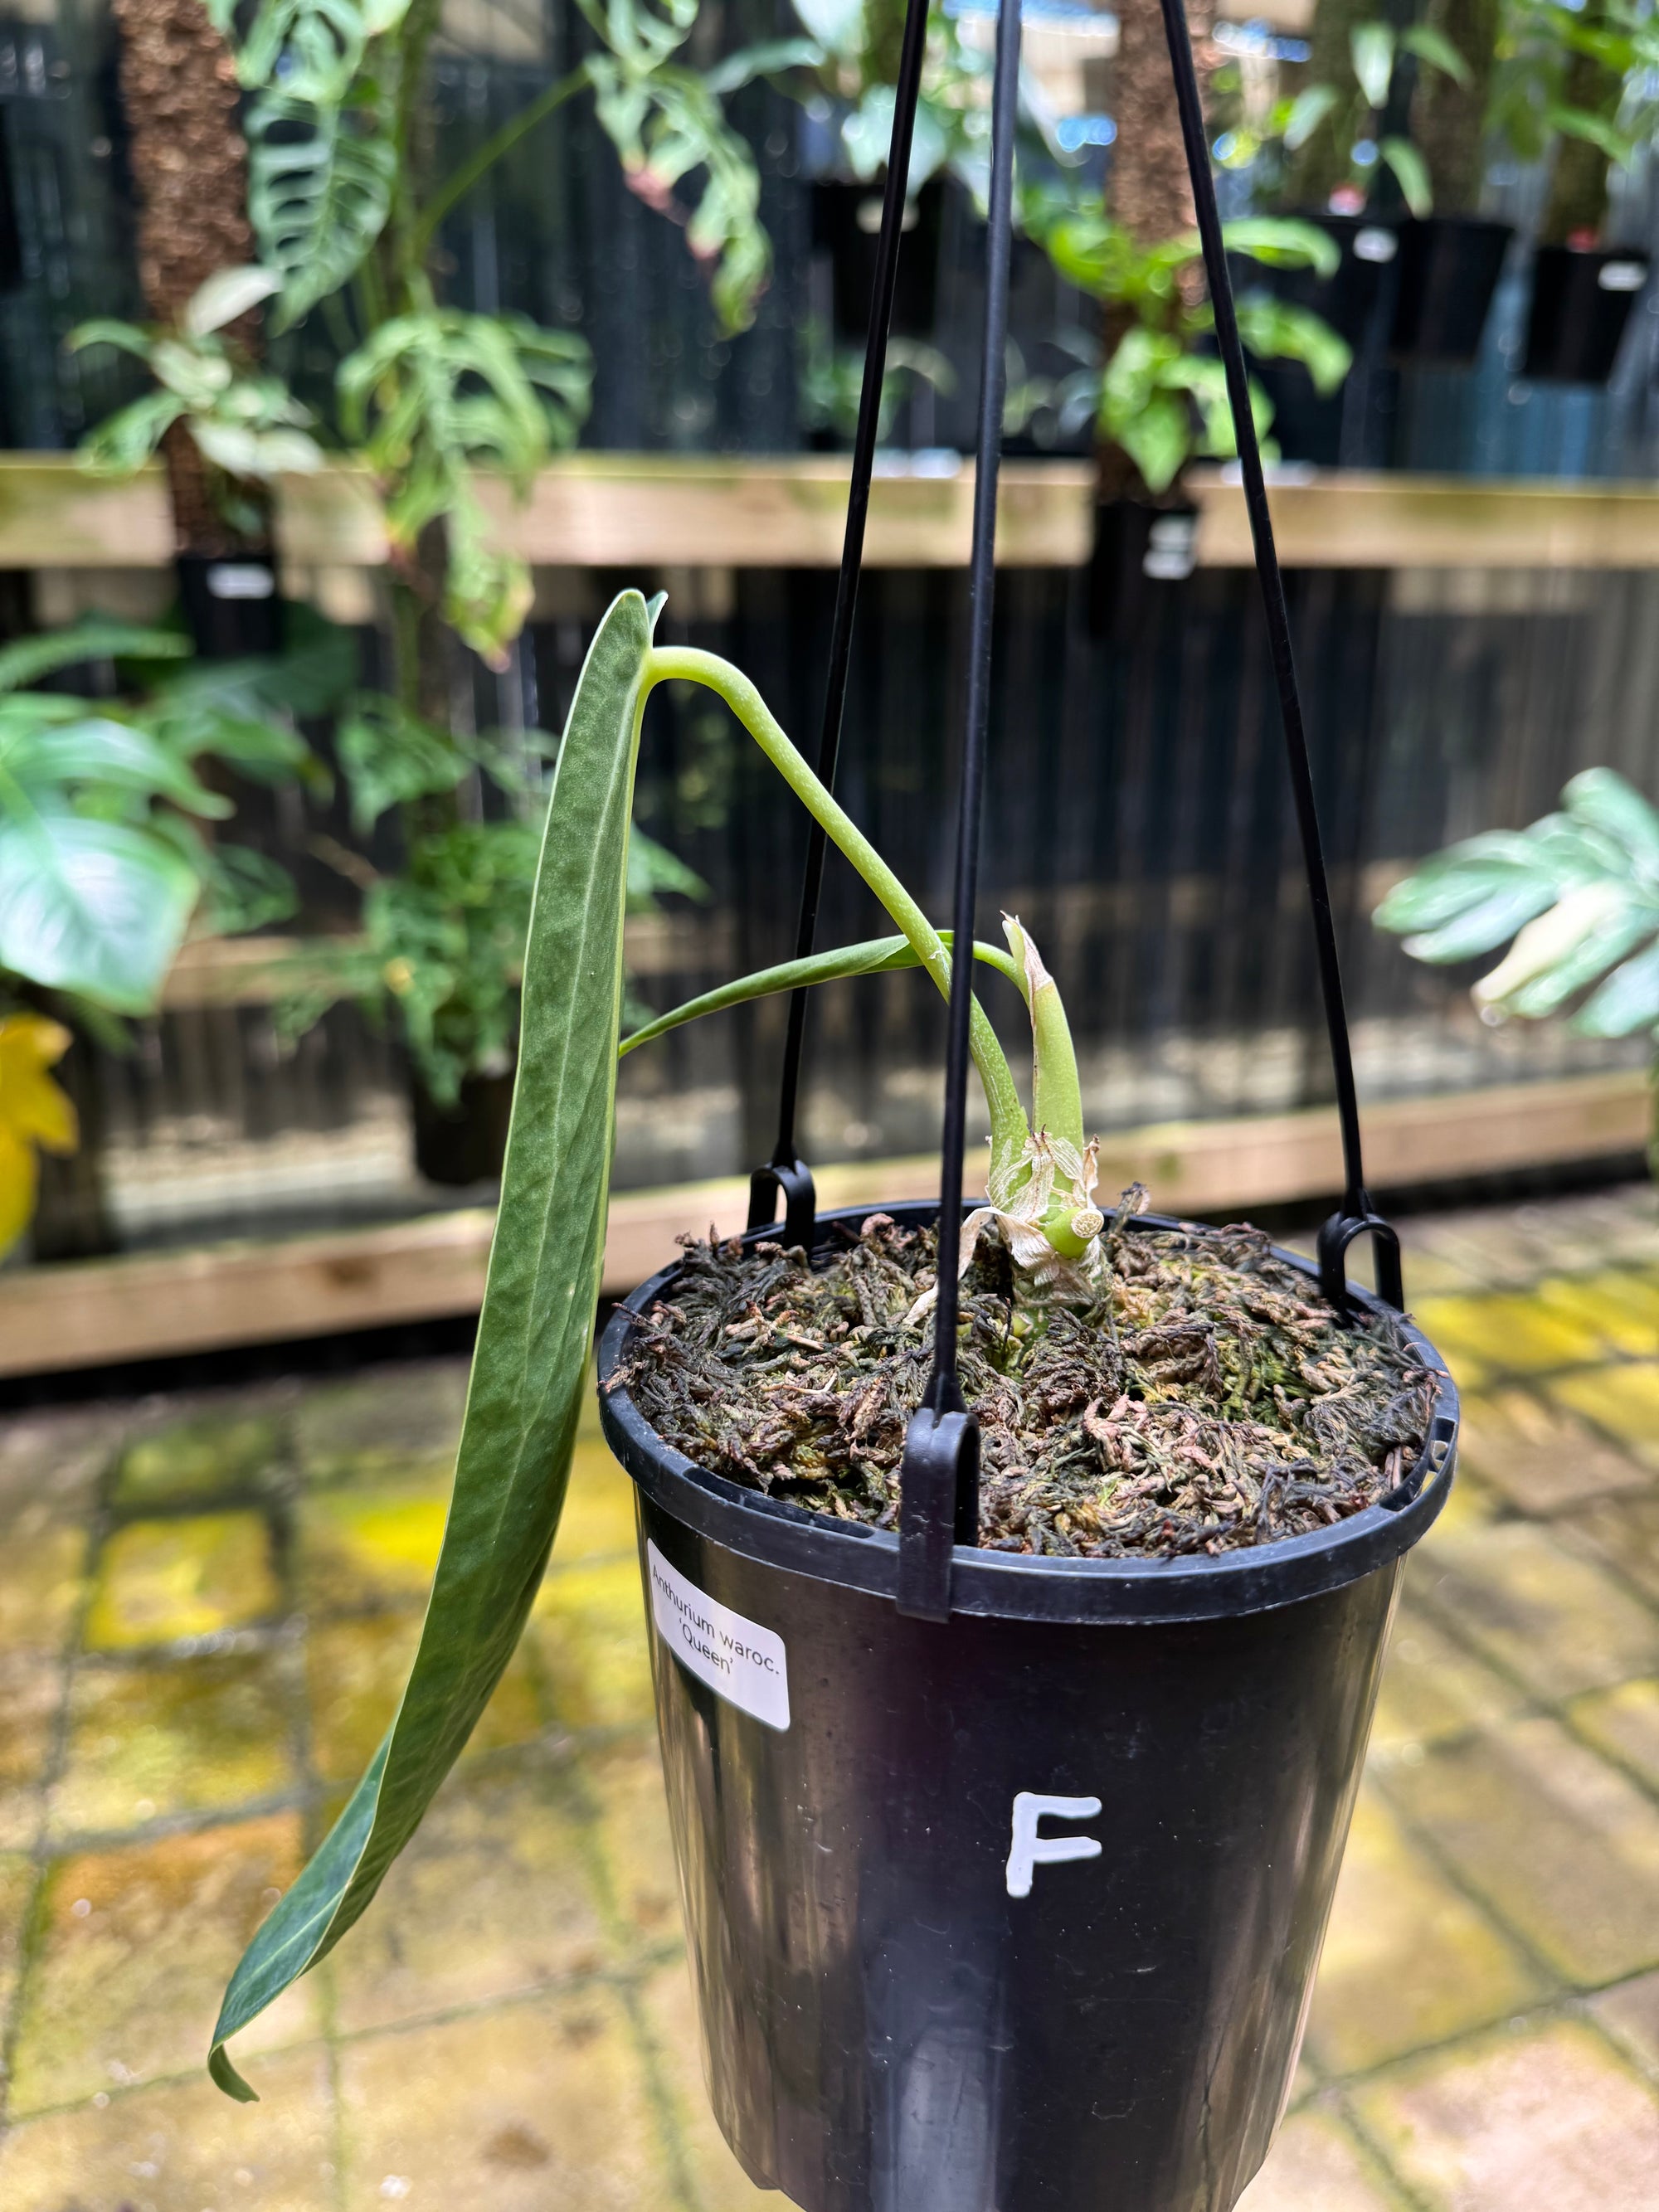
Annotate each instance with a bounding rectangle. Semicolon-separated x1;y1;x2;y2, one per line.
1523;245;1650;382
1389;216;1512;366
598;1204;1458;2212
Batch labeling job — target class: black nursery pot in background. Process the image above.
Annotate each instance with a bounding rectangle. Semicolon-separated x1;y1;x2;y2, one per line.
1523;244;1651;382
814;178;944;343
1235;211;1398;350
1389;216;1512;367
174;553;282;660
1233;212;1398;465
599;1203;1459;2212
410;1065;514;1186
1087;498;1199;643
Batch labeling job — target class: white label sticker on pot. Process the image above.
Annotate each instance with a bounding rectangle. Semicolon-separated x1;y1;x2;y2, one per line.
647;1542;791;1730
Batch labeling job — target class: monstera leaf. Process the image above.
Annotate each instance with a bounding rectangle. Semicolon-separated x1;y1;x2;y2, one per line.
247;89;397;328
338;309;591;658
1377;770;1659;1040
221;0;406;104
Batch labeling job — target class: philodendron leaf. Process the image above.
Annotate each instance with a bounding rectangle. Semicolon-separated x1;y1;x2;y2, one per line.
0;814;199;1011
209;589;660;2100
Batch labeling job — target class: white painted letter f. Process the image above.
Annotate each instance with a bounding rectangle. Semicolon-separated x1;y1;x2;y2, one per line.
1005;1791;1102;1899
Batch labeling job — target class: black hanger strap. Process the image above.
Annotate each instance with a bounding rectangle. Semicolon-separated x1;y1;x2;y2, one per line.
894;0;1023;1621
748;0;934;1242
1155;0;1401;1316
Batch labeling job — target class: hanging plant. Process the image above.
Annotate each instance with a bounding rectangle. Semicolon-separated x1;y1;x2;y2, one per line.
210;587;1444;2098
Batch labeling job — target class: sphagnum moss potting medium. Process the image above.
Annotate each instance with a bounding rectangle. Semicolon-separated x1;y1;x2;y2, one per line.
615;1203;1433;1561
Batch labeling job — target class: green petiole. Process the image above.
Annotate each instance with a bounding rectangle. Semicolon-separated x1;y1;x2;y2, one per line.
645;647;1032;1184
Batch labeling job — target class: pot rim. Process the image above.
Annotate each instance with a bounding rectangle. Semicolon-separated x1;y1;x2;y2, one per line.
596;1203;1459;1624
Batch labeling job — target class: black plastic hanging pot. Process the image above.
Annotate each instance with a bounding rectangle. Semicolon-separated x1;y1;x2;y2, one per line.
599;1203;1459;2212
1522;244;1651;382
1389;215;1512;366
410;1063;514;1185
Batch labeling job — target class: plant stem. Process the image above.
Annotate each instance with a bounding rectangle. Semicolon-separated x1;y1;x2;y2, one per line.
387;0;445;309
1540;33;1616;245
646;646;1030;1179
1410;0;1498;215
412;66;591;264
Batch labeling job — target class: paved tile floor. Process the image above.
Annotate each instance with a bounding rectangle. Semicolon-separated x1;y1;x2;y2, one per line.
1;1184;1657;2210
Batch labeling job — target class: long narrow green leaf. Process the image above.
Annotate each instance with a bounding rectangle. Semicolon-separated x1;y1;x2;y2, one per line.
618;931;1023;1056
209;589;659;2099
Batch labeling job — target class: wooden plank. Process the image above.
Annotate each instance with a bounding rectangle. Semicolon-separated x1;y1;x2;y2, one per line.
0;454;1093;573
0;1069;1643;1378
0;1208;497;1377
1189;466;1659;570
9;452;1659;572
158;908;739;1007
460;455;1095;570
0;460;173;568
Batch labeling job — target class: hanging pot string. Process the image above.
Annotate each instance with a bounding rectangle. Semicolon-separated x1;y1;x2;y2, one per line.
896;0;1023;1623
1155;0;1403;1318
747;0;935;1255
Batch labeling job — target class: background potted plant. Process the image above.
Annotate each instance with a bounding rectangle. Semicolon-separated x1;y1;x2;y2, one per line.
89;0;770;1182
1492;0;1657;381
1394;0;1515;366
1023;188;1350;620
1375;766;1659;1174
1282;5;1506;364
780;0;1011;346
276;692;707;1187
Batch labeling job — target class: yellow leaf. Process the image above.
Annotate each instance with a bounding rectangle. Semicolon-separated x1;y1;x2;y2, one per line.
0;1013;78;1155
0;1121;39;1259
